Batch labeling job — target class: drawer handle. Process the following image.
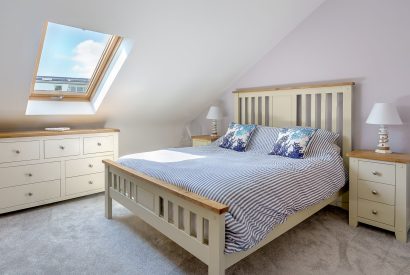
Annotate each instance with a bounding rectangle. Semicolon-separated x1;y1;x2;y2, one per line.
88;181;93;185
371;190;378;195
88;164;94;168
59;145;65;150
371;171;379;176
27;192;33;197
26;173;33;177
371;210;378;215
97;142;102;146
15;149;20;154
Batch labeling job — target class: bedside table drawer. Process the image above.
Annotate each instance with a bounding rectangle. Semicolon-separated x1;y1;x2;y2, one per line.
358;161;395;185
358;199;394;226
358;180;395;205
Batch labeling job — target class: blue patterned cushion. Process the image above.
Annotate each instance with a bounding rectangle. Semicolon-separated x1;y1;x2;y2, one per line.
269;127;317;159
219;123;257;152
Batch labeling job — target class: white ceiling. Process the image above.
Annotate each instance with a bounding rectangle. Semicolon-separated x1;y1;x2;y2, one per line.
0;0;325;130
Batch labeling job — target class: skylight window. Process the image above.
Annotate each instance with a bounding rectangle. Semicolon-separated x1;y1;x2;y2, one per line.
30;22;122;101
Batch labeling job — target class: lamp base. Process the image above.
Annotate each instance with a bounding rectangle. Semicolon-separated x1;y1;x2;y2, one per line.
374;125;392;154
210;119;218;136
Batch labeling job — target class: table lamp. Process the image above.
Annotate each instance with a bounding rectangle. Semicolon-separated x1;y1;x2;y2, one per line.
366;103;402;154
206;106;222;136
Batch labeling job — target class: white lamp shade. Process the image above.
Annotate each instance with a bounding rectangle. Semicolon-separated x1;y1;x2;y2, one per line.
366;103;402;125
206;106;222;120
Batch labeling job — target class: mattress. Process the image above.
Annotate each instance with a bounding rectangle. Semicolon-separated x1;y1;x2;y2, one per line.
117;144;345;253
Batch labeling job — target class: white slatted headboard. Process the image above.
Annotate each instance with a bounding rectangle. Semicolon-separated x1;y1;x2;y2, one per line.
233;82;354;166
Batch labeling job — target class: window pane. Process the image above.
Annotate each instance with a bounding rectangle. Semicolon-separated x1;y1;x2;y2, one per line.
34;22;112;94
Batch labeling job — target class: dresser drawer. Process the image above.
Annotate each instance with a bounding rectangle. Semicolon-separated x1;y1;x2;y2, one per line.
358;180;395;205
0;180;60;209
358;161;395;185
83;136;114;154
0;162;60;189
44;138;80;159
66;172;105;195
358;199;394;226
66;155;113;177
0;141;40;163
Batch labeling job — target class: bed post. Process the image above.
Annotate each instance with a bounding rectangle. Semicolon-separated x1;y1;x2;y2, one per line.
105;163;112;219
208;213;225;275
233;93;240;124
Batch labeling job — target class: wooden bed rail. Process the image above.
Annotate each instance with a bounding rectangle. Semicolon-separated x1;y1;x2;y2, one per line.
103;159;228;214
104;160;227;273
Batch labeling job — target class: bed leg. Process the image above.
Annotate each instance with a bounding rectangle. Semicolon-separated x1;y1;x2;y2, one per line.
105;166;112;219
208;214;225;275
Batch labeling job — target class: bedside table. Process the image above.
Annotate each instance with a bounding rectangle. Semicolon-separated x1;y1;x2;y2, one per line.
347;150;410;242
191;135;220;147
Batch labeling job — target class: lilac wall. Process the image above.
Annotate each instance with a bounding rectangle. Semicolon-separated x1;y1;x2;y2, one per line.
192;0;410;153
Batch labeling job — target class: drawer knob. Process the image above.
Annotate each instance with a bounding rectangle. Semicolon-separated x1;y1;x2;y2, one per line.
371;171;379;176
27;192;33;197
88;164;93;168
371;190;378;195
88;181;93;185
26;173;33;177
15;149;20;154
371;210;378;215
97;142;102;146
59;145;65;150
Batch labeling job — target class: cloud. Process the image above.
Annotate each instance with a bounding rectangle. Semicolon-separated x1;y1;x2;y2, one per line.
71;40;105;78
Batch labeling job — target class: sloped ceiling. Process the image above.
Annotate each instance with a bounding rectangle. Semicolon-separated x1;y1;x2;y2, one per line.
0;0;325;130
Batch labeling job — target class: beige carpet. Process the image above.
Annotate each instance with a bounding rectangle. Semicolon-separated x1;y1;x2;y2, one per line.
0;194;409;275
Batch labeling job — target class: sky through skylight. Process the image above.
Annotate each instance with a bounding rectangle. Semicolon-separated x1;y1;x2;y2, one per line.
37;22;111;79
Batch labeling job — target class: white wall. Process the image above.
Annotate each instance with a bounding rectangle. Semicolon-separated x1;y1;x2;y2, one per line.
0;0;325;154
104;119;191;156
192;0;410;153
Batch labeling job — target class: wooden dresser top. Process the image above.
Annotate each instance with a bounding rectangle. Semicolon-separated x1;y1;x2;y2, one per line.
0;128;119;139
346;150;410;164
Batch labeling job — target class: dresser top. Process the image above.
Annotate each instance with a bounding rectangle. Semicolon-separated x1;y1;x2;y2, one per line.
347;150;410;164
0;128;119;139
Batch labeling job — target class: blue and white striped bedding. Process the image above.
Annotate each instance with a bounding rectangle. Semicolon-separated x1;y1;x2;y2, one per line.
117;128;345;253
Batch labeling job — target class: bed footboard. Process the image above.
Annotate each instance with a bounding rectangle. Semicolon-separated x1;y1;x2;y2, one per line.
104;160;228;275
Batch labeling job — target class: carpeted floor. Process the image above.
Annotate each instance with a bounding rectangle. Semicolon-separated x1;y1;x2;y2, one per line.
0;194;409;275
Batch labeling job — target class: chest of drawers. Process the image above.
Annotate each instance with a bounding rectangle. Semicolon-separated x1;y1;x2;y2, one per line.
0;129;119;214
347;150;410;242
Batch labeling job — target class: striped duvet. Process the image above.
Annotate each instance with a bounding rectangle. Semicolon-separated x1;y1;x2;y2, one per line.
117;128;345;253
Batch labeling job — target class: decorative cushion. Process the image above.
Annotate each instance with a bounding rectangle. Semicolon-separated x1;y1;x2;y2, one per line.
219;123;257;152
269;127;317;159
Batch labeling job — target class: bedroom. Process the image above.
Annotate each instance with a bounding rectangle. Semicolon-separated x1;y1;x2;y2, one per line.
0;0;409;274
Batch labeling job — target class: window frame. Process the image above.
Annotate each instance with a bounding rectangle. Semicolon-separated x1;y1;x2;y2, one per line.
30;22;122;101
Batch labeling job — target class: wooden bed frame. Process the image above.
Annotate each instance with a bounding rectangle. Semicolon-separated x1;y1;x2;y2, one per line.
104;82;354;274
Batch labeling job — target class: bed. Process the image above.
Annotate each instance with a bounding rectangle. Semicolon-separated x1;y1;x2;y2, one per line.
103;82;354;274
